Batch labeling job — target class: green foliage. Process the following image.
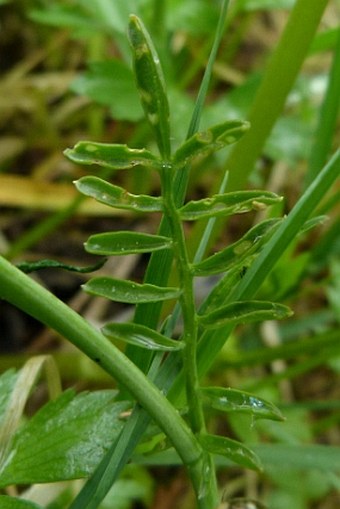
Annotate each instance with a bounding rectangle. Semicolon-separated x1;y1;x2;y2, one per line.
83;277;181;304
0;0;339;508
71;61;143;122
0;382;128;487
0;497;42;509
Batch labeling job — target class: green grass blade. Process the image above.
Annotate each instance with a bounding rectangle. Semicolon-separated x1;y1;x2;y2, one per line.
69;351;179;509
225;0;329;191
304;28;340;187
69;411;149;509
186;0;230;139
196;149;340;377
233;149;340;300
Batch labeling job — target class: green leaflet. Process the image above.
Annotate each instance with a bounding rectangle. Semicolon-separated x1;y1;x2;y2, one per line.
0;496;42;509
173;120;249;165
128;15;171;159
199;300;293;329
199;261;255;315
299;215;328;234
64;142;160;170
16;258;106;274
85;232;172;255
193;218;281;276
199;434;262;471
102;322;184;351
179;190;281;221
75;176;163;212
83;277;181;303
201;387;284;421
0;390;129;487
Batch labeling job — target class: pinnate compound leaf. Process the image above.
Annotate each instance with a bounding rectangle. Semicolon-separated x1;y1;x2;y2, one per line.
193;218;281;276
83;277;181;303
199;300;292;329
0;390;129;487
128;15;171;158
85;232;172;255
173;120;249;165
102;322;184;351
201;387;284;421
0;496;42;509
64;142;160;170
179;191;282;220
75;176;163;212
199;434;262;471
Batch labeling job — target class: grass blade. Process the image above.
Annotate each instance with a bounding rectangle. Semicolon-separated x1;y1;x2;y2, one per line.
304;28;340;187
225;0;329;191
197;149;340;377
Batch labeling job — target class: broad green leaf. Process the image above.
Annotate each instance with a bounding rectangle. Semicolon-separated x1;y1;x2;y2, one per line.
31;1;149;37
128;15;171;158
0;390;128;487
83;277;181;303
199;434;262;471
0;357;61;473
179;191;281;221
70;60;143;121
199;300;292;329
102;323;184;351
201;387;284;421
16;258;106;274
0;496;42;509
173;120;249;165
75;176;163;213
85;232;172;255
193;218;281;276
64;142;160;171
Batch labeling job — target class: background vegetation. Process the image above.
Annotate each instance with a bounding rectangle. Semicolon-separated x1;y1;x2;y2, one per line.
0;1;339;508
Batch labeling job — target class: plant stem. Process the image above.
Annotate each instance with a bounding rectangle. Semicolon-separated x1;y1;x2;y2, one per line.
160;164;219;503
0;255;217;509
161;164;205;435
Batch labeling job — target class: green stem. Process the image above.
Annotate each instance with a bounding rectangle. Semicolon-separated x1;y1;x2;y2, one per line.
160;165;218;504
0;255;216;508
161;165;205;435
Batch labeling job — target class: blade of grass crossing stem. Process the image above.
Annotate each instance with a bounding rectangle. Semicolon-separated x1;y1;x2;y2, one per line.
70;354;163;509
225;0;329;192
168;150;340;401
70;351;183;508
197;149;340;377
130;0;231;371
304;28;340;188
